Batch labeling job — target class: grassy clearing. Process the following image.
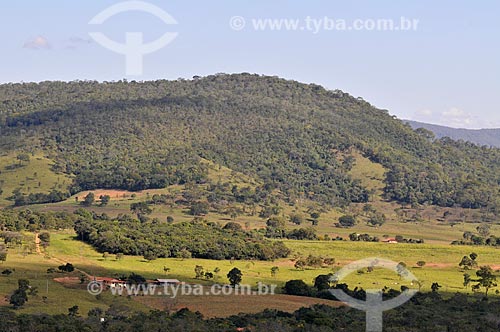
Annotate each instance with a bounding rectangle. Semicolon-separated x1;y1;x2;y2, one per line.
1;231;499;317
348;150;386;199
0;243;146;315
48;232;500;295
0;152;72;206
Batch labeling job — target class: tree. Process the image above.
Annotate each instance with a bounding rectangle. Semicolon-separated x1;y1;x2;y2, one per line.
227;267;242;286
362;204;376;215
323;257;335;266
283;279;310;296
194;265;204;279
294;259;306;270
475;266;497;296
102;252;109;261
16;153;30;165
39;232;50;245
99;195;110;207
463;273;471;289
396;262;408;279
265;217;286;238
2;269;13;275
367;213;386;227
178;248;192;260
189;201;209;216
143;251;157;262
459;254;478;270
130;202;152;217
68;305;80;317
314;274;332;291
0;251;7;264
431;282;441;293
9;279;30;309
476;224;491;238
127;273;146;284
223;222;243;231
270;266;279;278
339;215;356;227
58;263;75;273
10;289;28;308
310;212;321;220
115;253;124;261
163;266;171;275
81;192;95;207
290;213;304;225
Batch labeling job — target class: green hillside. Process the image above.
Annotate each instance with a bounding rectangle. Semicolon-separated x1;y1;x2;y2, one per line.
0;74;499;213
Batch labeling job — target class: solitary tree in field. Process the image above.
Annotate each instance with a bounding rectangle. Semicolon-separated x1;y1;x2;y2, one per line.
459;253;478;270
271;266;279;278
178;248;191;260
463;273;471;289
396;262;408;279
294;259;306;271
339;215;356;228
9;279;30;309
99;195;110;207
81;193;95;207
68;305;80;317
143;251;157;262
227;267;242;286
431;282;441;293
194;265;204;279
475;266;497;296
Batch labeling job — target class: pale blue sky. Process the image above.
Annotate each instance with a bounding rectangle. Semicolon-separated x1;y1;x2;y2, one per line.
0;0;499;128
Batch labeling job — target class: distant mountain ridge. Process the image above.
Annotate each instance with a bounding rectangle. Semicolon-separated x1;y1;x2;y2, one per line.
405;120;500;147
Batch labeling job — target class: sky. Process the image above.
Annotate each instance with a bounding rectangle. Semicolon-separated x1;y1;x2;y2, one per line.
0;0;499;128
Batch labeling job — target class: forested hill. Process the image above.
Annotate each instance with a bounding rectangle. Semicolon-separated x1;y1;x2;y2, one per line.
406;120;500;148
1;74;499;211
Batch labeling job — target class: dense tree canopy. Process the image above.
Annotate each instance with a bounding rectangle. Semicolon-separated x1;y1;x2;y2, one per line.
73;211;290;261
1;74;499;211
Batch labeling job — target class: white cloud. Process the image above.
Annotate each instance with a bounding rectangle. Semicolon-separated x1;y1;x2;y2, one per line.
440;107;473;128
23;36;51;50
410;107;490;129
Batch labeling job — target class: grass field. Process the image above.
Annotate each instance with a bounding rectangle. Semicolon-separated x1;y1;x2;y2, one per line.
1;151;499;317
0;152;72;206
1;230;499;317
